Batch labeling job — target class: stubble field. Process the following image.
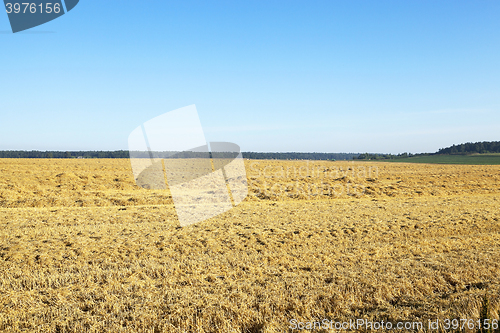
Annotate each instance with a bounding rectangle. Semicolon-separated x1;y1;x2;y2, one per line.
0;158;499;332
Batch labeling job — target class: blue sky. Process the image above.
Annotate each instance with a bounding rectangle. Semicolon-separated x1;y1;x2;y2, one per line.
1;0;499;153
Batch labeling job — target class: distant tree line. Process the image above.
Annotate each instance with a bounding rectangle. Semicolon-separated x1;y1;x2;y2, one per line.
242;152;358;160
0;150;358;160
353;152;432;160
2;142;497;160
436;141;500;155
0;150;130;159
354;153;396;160
353;141;500;160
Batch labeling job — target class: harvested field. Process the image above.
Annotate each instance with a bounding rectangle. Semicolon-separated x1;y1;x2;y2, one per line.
0;158;499;332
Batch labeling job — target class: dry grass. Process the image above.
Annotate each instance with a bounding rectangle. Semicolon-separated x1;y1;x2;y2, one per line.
0;158;499;332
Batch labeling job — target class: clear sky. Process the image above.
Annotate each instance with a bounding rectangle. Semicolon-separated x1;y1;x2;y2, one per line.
1;1;499;153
